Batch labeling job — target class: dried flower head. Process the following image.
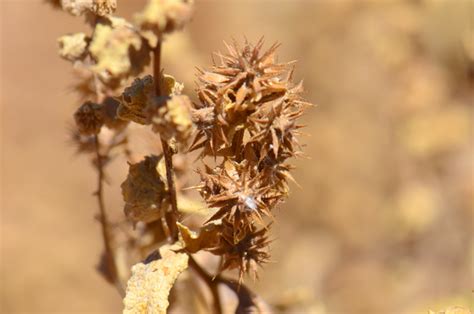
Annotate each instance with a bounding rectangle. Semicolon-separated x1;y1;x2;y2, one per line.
60;0;117;16
151;94;193;143
134;0;194;47
74;101;105;135
89;17;150;88
58;33;89;62
121;155;169;224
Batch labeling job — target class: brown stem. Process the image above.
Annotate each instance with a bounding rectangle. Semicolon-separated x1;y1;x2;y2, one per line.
188;256;272;314
188;256;223;314
153;39;179;240
93;135;124;296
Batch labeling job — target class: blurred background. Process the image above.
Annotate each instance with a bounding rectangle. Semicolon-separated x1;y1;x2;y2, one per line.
1;0;473;313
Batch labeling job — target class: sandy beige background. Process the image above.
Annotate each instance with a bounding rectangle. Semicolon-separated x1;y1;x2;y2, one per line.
1;0;473;313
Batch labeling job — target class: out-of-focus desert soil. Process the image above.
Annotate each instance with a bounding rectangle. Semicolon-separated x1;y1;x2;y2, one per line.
1;0;472;313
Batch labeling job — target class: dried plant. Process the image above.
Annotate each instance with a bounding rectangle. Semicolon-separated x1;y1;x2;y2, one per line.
48;0;311;312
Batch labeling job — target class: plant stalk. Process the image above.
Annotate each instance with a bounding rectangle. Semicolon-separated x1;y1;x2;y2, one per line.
153;40;179;240
93;135;124;296
188;256;223;314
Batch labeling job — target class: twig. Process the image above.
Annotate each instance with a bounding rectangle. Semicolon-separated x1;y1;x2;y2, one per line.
153;38;222;313
188;256;223;314
93;135;124;296
153;39;179;241
188;255;273;314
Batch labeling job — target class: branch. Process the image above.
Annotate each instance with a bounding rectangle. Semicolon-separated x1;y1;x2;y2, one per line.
188;256;223;314
93;135;124;296
153;39;179;241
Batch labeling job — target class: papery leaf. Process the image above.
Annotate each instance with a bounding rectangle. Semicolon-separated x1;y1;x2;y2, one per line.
123;244;189;314
177;221;221;253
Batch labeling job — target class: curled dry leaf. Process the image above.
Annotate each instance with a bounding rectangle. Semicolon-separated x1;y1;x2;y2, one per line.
121;155;168;224
123;244;189;314
118;75;156;124
177;221;221;253
117;74;185;125
57;33;89;62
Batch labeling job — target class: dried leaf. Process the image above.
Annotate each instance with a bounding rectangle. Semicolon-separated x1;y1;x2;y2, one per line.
118;76;155;124
123;244;189;314
121;155;168;224
177;221;221;253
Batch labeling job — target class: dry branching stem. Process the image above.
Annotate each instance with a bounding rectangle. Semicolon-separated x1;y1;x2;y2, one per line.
153;39;180;241
93;134;124;296
188;255;223;314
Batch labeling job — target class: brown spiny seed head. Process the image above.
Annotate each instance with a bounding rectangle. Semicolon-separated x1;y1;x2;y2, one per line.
151;94;193;143
198;160;282;227
191;107;215;130
134;0;194;47
118;75;155;124
74;101;105;136
209;221;270;282
121;155;169;224
247;81;308;162
191;38;309;160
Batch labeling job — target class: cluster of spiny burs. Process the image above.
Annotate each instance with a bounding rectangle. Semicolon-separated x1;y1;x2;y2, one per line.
180;39;310;281
50;0;309;303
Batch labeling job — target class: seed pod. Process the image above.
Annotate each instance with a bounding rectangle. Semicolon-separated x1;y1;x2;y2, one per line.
192;39;310;161
74;101;104;136
134;0;194;47
209;220;270;282
198;160;281;227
